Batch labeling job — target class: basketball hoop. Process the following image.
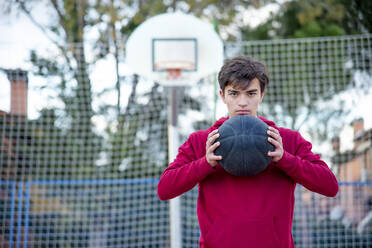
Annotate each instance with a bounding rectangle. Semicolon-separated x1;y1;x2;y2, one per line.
167;68;182;80
154;60;195;82
126;12;223;86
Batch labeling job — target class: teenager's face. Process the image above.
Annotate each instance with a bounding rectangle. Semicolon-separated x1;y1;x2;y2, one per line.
219;78;265;118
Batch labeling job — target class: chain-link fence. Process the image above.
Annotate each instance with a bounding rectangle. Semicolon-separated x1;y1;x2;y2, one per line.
1;34;372;247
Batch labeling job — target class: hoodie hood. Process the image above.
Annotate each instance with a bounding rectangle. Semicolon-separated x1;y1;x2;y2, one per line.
259;116;276;127
210;116;229;130
209;116;276;131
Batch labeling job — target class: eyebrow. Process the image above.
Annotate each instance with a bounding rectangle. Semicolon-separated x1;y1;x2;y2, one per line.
227;89;258;93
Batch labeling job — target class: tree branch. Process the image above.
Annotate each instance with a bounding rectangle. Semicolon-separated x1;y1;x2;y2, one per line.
49;0;68;32
16;0;74;72
17;0;61;47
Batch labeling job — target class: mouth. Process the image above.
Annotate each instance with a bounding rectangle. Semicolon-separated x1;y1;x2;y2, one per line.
236;110;250;115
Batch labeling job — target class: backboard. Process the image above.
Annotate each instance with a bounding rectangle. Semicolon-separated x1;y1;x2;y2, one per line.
152;38;197;72
126;12;223;86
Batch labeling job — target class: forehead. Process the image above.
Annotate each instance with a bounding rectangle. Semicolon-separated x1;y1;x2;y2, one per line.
225;78;260;91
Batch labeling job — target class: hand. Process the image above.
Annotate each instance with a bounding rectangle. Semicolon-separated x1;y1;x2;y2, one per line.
206;129;222;167
267;127;284;163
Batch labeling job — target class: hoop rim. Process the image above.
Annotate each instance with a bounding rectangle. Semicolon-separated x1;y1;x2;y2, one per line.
153;60;196;72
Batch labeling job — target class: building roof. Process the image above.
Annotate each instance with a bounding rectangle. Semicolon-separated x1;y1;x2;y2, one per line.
332;127;372;165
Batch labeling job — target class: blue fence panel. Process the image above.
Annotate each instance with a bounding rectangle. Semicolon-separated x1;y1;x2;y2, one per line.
0;181;17;248
2;180;372;247
22;178;168;248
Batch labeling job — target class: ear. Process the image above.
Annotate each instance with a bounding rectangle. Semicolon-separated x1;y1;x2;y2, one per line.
259;90;266;103
219;89;226;104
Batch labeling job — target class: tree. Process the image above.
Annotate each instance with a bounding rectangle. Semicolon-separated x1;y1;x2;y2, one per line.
91;0;272;175
339;0;372;34
242;0;372;41
239;0;371;143
3;0;271;176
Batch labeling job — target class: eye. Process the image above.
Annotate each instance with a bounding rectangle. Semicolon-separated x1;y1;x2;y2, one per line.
229;91;238;96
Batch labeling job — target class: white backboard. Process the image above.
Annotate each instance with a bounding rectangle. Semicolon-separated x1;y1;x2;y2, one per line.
126;12;223;86
152;38;197;72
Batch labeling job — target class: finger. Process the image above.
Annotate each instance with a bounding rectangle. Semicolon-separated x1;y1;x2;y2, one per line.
207;141;220;153
209;154;222;161
268;127;280;136
268;150;280;157
209;133;220;145
268;126;279;133
268;137;282;148
267;130;280;141
208;129;219;139
269;127;281;138
268;131;282;144
207;133;220;147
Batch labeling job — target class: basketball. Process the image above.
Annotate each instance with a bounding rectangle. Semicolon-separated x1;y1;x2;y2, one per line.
214;115;275;176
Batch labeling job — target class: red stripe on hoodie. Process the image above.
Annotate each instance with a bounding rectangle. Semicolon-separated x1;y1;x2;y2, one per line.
158;116;338;248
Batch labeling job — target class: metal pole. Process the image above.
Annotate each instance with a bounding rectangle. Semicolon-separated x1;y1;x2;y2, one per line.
16;182;23;248
168;87;182;248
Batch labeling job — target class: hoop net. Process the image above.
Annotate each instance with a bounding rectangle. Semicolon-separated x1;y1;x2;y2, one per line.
167;68;182;80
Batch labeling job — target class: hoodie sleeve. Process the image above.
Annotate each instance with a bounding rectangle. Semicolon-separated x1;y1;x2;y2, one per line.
275;131;339;197
157;132;216;201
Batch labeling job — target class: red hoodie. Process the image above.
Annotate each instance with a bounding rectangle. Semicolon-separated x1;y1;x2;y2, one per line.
158;117;338;248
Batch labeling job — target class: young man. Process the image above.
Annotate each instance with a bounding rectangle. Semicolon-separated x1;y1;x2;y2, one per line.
157;56;339;248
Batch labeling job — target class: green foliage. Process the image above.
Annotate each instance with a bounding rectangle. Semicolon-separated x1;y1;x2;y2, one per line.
239;0;372;142
0;109;102;180
277;0;348;38
20;0;262;178
242;0;370;40
338;0;372;34
246;37;356;133
32;109;103;179
10;0;369;174
104;84;204;178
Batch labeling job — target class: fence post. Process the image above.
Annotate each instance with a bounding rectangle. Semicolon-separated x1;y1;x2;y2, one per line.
16;181;23;248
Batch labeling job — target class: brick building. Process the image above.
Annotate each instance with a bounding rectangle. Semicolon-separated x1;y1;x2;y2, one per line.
332;118;372;224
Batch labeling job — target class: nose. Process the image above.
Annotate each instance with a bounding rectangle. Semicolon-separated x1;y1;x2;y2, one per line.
237;95;249;107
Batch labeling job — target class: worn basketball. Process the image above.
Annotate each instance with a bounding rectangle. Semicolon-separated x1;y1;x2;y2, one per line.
214;115;275;176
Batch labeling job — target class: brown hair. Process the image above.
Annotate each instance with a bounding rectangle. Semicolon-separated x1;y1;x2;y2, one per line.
218;56;269;93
